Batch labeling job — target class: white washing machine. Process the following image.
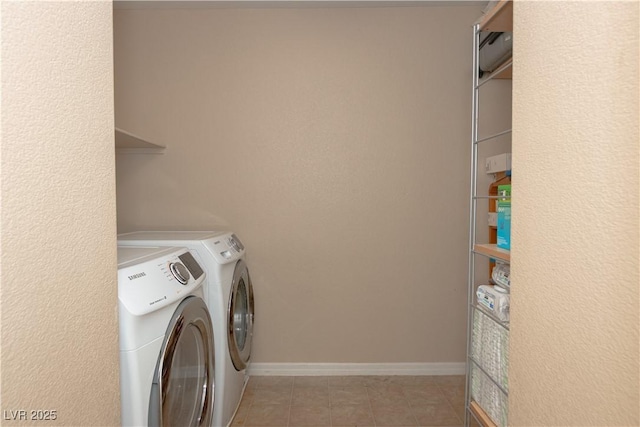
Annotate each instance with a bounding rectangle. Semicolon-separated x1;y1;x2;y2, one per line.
117;246;216;427
118;232;254;427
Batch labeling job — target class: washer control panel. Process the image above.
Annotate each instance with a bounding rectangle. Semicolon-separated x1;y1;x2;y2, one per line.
117;246;206;316
169;262;190;284
205;233;246;264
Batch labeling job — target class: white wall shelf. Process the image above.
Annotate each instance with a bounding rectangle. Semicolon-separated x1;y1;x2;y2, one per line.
115;128;165;154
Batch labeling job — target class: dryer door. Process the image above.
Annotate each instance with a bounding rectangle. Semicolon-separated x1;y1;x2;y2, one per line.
228;259;254;371
149;296;215;427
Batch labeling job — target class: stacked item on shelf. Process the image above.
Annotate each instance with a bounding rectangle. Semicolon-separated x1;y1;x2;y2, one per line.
492;263;510;289
479;31;513;77
471;361;508;427
477;284;509;321
488;169;511;280
476;0;513;80
471;308;509;391
472;273;509;427
496;185;512;250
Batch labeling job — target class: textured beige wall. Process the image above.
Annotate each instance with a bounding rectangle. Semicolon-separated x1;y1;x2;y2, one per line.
114;5;483;364
1;1;120;425
511;1;639;425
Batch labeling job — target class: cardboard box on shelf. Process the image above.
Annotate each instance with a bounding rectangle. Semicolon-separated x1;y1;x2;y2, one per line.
485;153;512;174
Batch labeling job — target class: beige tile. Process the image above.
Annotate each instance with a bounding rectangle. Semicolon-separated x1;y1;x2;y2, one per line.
372;404;418;426
403;385;448;406
240;388;255;405
439;383;466;421
360;376;396;387
330;385;369;406
367;385;407;406
246;376;262;389
246;376;260;391
433;375;465;388
411;402;462;426
330;403;375;425
292;387;330;407
289;405;331;426
450;402;466;423
252;376;295;388
439;384;465;402
294;376;330;388
231;402;251;426
237;375;467;427
411;376;441;386
244;403;290;426
366;376;428;387
231;404;249;426
252;386;293;405
326;376;345;387
386;376;423;386
329;376;369;387
238;394;254;408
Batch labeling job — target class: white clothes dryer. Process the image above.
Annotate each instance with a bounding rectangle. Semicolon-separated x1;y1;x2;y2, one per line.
118;232;254;427
117;246;215;427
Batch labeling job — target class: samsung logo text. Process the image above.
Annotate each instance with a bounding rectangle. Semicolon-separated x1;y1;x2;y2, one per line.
128;272;146;281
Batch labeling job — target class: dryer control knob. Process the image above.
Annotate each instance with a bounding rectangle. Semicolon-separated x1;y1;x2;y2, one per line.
170;262;190;285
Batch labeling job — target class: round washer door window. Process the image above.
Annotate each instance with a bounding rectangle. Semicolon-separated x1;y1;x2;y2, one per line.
149;296;215;427
228;259;254;371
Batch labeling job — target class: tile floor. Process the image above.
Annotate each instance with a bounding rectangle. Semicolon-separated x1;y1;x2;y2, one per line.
231;375;468;427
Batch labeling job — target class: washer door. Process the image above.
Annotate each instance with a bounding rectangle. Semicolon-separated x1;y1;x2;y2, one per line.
228;259;254;371
149;296;215;427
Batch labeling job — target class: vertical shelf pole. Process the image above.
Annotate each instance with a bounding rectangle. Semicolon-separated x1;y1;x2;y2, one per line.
464;22;481;427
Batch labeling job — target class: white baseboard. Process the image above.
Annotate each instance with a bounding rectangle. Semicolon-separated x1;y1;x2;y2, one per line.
247;362;465;376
